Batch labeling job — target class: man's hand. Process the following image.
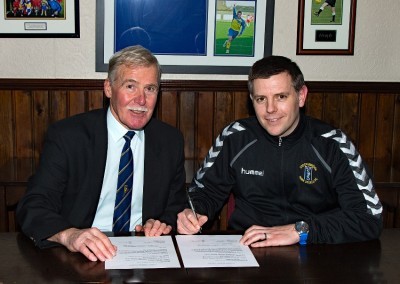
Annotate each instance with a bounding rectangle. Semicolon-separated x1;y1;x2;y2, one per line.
177;208;208;234
48;227;116;262
240;224;300;247
135;219;172;236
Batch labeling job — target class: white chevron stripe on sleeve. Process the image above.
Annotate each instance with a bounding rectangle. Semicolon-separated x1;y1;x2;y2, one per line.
192;121;246;189
322;129;382;217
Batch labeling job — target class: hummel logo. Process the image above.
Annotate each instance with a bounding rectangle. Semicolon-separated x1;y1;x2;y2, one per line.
241;167;264;176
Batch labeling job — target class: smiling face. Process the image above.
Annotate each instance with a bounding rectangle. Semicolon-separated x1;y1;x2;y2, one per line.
104;64;159;130
250;72;307;137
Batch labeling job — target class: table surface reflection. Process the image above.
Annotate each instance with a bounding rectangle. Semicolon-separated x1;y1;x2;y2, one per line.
1;229;399;283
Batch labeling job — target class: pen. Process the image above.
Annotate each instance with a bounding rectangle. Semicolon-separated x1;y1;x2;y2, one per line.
186;189;202;233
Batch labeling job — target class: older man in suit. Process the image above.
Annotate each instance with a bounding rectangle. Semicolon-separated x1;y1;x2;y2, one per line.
17;45;186;262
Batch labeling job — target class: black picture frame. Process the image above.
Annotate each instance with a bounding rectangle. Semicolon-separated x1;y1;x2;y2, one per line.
0;0;80;38
96;0;275;74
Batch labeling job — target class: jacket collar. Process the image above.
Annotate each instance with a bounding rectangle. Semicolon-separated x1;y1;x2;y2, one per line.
262;111;306;147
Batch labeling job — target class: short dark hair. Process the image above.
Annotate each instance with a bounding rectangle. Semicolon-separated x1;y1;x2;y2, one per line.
248;56;305;95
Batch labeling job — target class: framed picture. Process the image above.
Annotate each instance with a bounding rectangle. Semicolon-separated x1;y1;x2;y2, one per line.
96;0;275;74
0;0;80;38
297;0;357;55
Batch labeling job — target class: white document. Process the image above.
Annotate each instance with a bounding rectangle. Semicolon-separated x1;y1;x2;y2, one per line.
105;236;181;269
176;235;259;268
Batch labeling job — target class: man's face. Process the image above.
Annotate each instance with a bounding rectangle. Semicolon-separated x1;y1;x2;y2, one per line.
104;65;159;130
251;72;307;137
237;12;242;18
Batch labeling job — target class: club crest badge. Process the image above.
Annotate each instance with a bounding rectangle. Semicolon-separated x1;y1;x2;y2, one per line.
299;163;318;184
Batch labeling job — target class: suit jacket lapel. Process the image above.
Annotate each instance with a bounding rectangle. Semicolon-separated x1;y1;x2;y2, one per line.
142;119;160;218
86;110;109;223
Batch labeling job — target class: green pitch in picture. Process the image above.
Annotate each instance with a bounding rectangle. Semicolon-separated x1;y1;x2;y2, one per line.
311;0;343;25
214;1;255;56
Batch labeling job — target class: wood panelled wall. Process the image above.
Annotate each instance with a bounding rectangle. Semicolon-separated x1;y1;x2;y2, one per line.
0;79;399;231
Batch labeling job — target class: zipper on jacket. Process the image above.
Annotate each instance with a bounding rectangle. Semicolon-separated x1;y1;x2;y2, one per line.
279;136;288;223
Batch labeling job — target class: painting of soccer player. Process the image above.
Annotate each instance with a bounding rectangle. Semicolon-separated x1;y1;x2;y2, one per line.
312;0;342;24
214;1;256;56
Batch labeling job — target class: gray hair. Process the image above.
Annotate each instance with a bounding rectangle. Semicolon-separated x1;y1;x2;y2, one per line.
107;45;161;85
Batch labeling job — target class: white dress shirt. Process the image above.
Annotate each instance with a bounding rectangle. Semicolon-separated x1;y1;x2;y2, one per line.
91;108;145;231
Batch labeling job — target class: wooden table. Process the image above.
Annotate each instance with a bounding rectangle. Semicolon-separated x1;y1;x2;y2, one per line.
1;229;399;283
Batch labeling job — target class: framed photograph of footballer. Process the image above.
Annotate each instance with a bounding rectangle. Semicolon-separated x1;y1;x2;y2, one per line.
297;0;357;55
96;0;275;74
0;0;80;38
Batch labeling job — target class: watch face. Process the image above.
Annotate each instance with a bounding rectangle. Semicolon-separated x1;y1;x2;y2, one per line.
296;221;309;233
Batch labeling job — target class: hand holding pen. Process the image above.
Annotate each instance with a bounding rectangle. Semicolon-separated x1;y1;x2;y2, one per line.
186;190;205;233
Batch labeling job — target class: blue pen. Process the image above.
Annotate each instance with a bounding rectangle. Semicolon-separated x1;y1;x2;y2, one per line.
186;189;202;233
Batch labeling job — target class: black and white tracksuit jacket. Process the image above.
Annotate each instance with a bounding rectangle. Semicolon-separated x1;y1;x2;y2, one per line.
189;113;382;244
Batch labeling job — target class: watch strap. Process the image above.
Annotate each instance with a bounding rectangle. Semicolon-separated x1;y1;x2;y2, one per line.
299;232;308;246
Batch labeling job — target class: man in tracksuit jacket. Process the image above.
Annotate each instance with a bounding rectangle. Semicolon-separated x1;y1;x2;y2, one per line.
177;55;382;247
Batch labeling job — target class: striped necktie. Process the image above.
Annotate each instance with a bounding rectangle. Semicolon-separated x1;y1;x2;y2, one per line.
112;131;135;232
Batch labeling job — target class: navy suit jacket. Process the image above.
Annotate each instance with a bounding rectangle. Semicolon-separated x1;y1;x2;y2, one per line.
16;109;186;248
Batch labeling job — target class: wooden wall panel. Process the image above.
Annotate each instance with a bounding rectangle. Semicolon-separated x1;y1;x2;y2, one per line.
234;91;252;120
0;79;399;230
180;92;196;183
15;91;33;158
194;92;216;168
358;93;378;172
14;91;34;181
305;92;324;120
32;91;49;163
392;95;400;180
1;79;399;183
0;186;5;230
340;93;359;145
323;92;342;130
0;90;14;181
50;91;68;123
196;92;215;168
88;90;104;111
214;92;234;138
374;94;395;182
68;91;86;116
157;91;178;128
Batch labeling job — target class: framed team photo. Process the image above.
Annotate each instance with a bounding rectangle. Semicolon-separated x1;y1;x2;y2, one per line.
297;0;357;55
0;0;80;38
96;0;275;74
